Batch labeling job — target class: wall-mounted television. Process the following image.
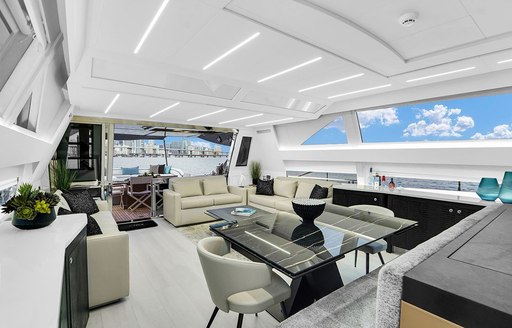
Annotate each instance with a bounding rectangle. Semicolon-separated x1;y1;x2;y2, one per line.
235;136;252;166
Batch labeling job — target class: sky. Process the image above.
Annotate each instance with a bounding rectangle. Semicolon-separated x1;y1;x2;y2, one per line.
304;93;512;144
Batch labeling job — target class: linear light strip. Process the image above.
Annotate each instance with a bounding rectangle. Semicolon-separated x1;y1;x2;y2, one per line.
244;231;291;255
498;58;512;64
219;113;263;125
328;84;391;99
203;32;260;70
104;94;120;113
134;0;170;54
258;57;322;83
187;108;226;122
149;102;180;118
406;67;476;83
246;117;293;127
298;73;364;92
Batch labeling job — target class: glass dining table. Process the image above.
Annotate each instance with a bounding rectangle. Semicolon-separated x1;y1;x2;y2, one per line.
209;203;417;318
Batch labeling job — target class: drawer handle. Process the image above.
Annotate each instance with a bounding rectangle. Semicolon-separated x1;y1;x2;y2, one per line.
449;208;453;213
69;257;73;264
457;209;462;214
373;198;377;202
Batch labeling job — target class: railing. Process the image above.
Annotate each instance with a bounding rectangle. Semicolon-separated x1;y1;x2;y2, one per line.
286;171;358;184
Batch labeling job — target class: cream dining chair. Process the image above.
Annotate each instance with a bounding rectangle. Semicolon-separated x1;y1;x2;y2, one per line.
349;204;395;274
197;237;291;328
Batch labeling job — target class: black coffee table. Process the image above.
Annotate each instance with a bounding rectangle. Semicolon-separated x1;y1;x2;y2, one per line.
206;205;271;223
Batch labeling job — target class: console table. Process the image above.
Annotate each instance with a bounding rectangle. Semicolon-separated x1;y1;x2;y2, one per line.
333;185;489;250
0;214;88;328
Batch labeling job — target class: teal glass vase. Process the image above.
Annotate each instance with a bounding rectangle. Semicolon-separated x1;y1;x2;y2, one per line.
476;178;500;201
498;171;512;204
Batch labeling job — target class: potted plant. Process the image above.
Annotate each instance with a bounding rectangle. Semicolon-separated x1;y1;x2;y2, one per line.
249;161;262;185
51;159;77;191
1;183;60;229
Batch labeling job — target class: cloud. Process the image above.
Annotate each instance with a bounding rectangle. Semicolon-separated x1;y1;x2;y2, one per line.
324;116;346;133
358;108;399;128
471;124;512;140
403;104;474;137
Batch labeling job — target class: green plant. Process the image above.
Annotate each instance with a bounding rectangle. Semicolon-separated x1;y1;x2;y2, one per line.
51;159;77;191
249;161;262;180
1;183;60;220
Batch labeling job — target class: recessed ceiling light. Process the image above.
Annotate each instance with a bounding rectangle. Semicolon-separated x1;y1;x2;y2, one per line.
285;98;297;109
149;102;180;118
187;108;227;122
134;0;170;54
497;58;512;64
302;101;313;111
298;73;364;93
257;57;322;83
328;84;392;99
203;32;260;70
219;113;263;125
406;67;476;83
246;117;293;127
104;94;120;113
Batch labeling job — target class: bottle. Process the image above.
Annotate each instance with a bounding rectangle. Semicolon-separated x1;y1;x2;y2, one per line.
373;172;381;189
368;167;374;187
382;175;386;188
388;178;395;191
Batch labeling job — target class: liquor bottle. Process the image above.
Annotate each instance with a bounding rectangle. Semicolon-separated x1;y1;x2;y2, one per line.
382;175;386;188
373;172;381;189
368;167;374;186
388;178;396;191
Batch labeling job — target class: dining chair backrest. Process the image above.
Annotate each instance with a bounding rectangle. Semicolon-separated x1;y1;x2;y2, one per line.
129;176;153;187
196;237;272;312
349;204;394;217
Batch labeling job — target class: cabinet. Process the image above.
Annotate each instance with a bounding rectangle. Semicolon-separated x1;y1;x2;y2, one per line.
60;227;89;328
333;188;484;250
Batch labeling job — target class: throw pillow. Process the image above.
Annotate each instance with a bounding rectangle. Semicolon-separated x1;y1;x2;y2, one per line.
310;184;328;199
149;165;159;174
203;177;228;195
273;179;297;198
121;166;139;175
54;189;71;212
256;179;274;196
158;164;165;174
172;179;203;197
295;182;316;199
58;207;102;236
163;165;172;174
62;190;100;215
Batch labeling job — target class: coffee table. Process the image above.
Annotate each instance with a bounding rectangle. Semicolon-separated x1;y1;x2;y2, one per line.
206;205;271;223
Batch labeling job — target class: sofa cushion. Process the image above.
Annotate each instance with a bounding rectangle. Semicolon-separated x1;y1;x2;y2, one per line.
181;196;214;209
203;176;228;195
121;166;139;175
250;194;288;208
62;190;99;215
275;199;293;212
310;184;328;199
173;179;203;197
212;193;242;205
149;165;160;174
274;179;297;198
256;179;274;196
90;211;120;234
295;182;316;199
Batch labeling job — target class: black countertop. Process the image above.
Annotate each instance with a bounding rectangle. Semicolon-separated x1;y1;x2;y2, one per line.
403;205;512;327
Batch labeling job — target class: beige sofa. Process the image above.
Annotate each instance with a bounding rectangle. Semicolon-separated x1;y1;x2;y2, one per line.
55;191;130;308
248;177;334;212
163;176;247;227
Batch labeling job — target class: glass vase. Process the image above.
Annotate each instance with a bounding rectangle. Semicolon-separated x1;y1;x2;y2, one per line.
498;171;512;204
476;177;500;201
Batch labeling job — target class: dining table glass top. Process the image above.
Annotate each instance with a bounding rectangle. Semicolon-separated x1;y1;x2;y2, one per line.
210;204;417;278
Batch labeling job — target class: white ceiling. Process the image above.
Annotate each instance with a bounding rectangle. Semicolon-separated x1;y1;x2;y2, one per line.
64;0;512;129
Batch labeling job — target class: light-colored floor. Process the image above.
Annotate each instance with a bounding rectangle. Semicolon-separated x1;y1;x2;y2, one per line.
87;217;398;328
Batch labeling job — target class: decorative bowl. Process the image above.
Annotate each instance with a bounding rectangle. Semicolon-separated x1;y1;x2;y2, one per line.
292;198;326;224
476;177;499;201
12;207;57;230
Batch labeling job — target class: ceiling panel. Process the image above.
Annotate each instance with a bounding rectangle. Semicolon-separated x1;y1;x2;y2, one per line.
460;0;512;37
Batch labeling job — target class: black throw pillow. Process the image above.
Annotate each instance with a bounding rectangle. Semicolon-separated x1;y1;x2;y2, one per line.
58;207;102;236
310;184;328;199
158;164;165;174
256;179;274;196
62;190;99;215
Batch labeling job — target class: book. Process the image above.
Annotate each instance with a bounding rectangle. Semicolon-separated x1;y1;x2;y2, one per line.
231;207;257;217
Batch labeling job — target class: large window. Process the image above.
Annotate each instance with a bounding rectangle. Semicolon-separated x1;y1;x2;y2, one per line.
302;116;348;145
357;93;512;143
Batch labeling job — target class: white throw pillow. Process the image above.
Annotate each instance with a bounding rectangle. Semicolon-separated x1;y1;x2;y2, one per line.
172;179;203;197
273;179;297;198
203;177;228;195
295;182;316;199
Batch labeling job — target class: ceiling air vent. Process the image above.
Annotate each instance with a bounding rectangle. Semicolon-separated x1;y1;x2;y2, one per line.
256;129;271;134
399;12;418;27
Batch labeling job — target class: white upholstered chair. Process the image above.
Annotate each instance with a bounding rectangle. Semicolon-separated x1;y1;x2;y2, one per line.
197;237;291;328
349;204;395;274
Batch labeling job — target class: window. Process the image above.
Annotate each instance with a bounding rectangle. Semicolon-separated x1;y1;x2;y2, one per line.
387;177;478;192
357;93;512;143
302;116;347;145
286;171;357;184
14;94;35;132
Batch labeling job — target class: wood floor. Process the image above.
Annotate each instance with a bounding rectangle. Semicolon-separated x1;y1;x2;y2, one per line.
87;217;398;328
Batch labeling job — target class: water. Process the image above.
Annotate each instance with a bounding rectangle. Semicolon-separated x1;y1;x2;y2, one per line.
114;156;229;176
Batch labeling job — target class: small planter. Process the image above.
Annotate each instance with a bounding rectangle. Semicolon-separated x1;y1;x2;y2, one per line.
12;207;57;230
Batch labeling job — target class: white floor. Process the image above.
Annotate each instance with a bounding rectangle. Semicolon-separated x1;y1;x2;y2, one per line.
87;217;398;328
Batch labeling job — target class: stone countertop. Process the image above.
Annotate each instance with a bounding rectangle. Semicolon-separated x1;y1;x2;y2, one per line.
0;214;87;328
333;184;495;206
